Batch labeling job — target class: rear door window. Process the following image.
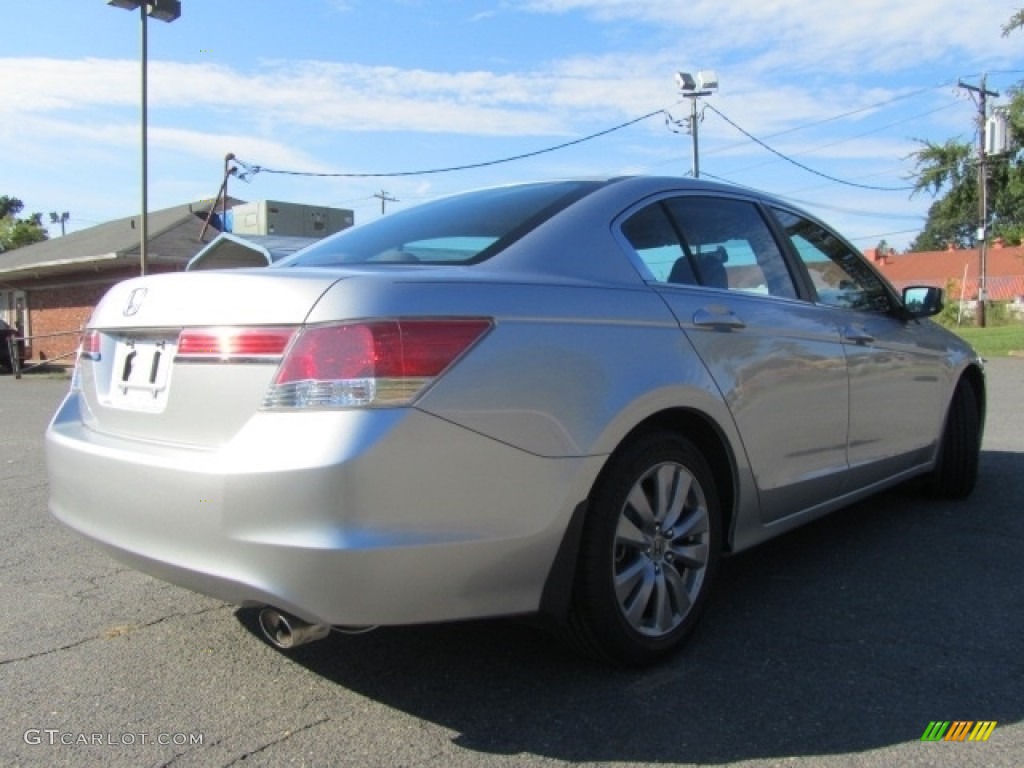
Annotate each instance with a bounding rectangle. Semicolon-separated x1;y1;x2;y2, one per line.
619;203;696;284
664;197;798;299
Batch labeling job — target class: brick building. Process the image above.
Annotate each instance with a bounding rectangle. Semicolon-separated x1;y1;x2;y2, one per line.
0;199;236;364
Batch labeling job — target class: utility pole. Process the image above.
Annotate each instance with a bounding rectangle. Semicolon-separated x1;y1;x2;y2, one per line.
958;75;999;327
373;190;398;215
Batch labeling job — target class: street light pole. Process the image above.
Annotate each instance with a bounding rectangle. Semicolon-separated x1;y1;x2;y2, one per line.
107;0;181;276
49;212;70;236
689;94;701;178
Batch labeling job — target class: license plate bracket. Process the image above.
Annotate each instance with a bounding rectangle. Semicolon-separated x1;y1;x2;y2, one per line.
107;336;175;412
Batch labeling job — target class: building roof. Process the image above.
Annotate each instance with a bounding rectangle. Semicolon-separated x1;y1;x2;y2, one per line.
867;244;1024;301
0;198;244;280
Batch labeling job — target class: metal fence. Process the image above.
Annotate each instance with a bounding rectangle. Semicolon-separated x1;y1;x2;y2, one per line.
5;329;82;380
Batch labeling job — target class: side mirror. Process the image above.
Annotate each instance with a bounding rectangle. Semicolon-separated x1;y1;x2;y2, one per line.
902;285;944;318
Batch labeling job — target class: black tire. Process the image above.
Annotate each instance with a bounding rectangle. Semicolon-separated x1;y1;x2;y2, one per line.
927;379;981;499
566;432;721;666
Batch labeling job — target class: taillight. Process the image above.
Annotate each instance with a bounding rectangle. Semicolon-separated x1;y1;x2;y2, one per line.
176;327;295;362
80;329;101;362
262;319;492;409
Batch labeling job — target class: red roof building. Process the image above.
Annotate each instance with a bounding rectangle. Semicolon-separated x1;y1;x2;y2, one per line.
865;241;1024;302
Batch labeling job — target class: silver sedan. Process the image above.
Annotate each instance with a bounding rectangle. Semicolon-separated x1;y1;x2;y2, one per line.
46;177;984;665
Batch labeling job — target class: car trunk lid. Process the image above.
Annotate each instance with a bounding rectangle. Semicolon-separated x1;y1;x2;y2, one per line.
73;269;345;447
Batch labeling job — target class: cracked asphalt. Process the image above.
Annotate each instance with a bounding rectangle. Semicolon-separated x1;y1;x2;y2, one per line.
1;360;1021;768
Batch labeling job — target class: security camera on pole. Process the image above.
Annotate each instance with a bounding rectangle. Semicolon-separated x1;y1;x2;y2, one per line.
675;70;719;178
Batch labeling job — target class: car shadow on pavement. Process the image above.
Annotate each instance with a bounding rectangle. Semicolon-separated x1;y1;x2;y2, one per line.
236;449;1022;764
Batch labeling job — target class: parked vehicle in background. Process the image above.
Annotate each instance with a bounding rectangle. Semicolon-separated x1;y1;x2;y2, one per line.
46;176;985;665
0;319;25;372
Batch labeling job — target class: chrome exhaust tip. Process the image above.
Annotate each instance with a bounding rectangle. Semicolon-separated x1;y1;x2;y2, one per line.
257;608;331;649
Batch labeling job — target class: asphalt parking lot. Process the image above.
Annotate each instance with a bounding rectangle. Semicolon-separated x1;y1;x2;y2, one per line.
1;360;1021;768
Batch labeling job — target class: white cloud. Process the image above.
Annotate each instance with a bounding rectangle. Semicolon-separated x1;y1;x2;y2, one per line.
324;0;355;12
3;113;323;173
2;0;1013;251
0;58;578;136
0;34;991;151
517;0;1019;74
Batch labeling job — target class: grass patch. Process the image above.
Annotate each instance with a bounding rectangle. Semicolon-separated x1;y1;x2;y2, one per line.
948;324;1024;357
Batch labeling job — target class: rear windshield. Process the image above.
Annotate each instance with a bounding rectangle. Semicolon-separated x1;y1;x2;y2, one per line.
278;180;602;268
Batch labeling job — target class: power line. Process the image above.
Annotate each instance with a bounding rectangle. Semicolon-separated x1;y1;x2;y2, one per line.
846;228;924;243
781;195;926;220
704;104;917;192
235;109;668;180
700;170;925;224
646;84;964;175
718;102;958;178
707;81;957;158
781;159;935;196
328;195;376;206
959;69;1024;81
232;85;965;196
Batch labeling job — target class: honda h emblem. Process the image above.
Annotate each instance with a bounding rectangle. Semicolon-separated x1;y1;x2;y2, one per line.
124;287;147;317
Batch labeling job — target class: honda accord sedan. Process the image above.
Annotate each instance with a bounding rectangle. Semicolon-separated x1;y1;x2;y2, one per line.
47;176;984;665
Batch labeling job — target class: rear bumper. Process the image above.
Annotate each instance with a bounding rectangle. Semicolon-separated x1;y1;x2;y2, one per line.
46;392;600;626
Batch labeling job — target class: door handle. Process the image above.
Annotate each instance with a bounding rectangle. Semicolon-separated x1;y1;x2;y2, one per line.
693;307;745;330
842;326;875;344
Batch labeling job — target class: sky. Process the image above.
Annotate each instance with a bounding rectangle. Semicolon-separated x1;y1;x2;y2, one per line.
1;0;1021;251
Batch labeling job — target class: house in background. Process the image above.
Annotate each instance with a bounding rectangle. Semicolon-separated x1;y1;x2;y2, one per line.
865;241;1024;304
0;198;353;364
0;199;239;363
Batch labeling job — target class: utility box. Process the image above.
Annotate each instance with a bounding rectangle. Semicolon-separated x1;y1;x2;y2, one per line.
986;111;1010;156
227;200;354;238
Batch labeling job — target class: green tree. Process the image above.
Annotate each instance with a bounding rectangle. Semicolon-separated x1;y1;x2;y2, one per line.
0;196;26;219
1003;8;1024;36
0;195;48;253
907;138;979;251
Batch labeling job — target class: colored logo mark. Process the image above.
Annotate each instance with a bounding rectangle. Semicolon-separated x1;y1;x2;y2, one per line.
921;721;997;742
